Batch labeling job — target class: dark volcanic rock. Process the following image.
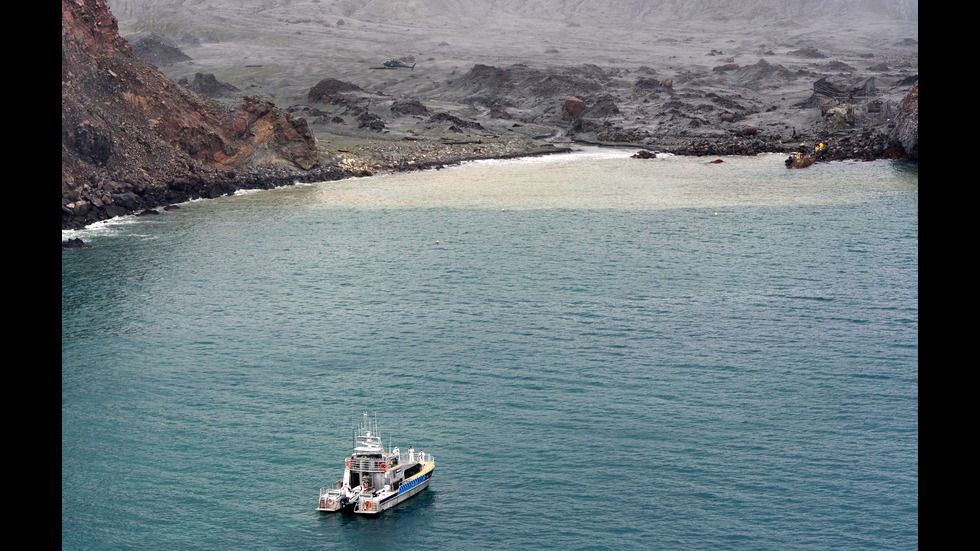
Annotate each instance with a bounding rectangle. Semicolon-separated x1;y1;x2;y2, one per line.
390;99;429;116
181;73;240;98
356;109;386;131
427;112;484;131
127;32;191;66
891;81;918;160
307;77;364;104
67;120;113;167
732;59;800;86
789;46;827;59
584;96;620;118
63;237;92;249
634;77;661;90
62;0;320;230
712;63;739;72
448;63;616;108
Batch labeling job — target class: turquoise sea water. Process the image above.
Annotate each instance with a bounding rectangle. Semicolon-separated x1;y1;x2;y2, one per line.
63;149;918;550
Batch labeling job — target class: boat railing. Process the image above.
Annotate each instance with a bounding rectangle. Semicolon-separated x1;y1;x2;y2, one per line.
406;453;434;465
318;487;340;510
350;457;394;472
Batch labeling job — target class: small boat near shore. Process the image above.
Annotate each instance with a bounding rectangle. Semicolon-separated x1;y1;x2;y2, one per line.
785;142;826;168
317;413;434;515
786;155;816;169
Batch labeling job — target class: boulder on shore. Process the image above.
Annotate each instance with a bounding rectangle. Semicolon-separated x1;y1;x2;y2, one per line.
562;96;587;120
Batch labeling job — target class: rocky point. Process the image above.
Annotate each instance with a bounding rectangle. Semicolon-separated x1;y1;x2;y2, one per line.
62;0;322;230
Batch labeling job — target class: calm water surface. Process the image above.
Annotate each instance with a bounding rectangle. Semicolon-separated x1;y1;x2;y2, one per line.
63;149;918;550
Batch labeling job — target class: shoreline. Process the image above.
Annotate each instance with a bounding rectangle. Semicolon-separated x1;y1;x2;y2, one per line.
63;1;916;234
62;125;910;238
63;143;907;244
63;142;574;239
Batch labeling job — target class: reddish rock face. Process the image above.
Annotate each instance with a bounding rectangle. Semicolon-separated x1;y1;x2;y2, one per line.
62;0;319;229
892;82;917;160
562;96;587;120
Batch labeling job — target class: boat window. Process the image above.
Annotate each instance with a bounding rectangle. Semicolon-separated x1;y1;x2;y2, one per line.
403;464;422;479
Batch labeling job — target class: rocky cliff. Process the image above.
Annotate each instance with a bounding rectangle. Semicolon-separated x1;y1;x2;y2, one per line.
891;81;918;160
62;0;320;230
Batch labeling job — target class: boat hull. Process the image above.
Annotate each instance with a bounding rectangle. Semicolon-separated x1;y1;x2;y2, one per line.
317;414;434;515
786;156;816;169
356;470;432;514
316;491;353;512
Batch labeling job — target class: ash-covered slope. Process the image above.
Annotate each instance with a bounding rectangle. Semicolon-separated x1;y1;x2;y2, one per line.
110;0;917;25
90;0;915;199
62;0;320;230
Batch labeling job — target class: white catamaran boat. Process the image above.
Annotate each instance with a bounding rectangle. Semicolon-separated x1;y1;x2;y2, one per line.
317;413;435;515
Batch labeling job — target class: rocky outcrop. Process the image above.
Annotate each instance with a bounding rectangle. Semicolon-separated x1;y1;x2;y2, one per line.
222;96;319;170
307;77;364;104
789;46;827;59
63;237;93;249
180;73;240;98
62;0;320;230
891;81;918;160
127;32;190;66
426;112;484;132
448;64;615;107
584;96;620;118
562;96;587;119
390;99;429;116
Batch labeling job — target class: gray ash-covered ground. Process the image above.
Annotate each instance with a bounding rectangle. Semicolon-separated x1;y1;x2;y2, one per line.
113;0;917;166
